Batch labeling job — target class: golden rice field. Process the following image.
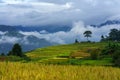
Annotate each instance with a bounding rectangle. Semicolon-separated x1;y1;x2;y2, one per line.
0;62;120;80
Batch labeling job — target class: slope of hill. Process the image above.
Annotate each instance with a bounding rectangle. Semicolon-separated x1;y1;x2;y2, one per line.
15;25;71;33
91;20;120;27
0;25;57;53
0;25;17;32
26;42;113;65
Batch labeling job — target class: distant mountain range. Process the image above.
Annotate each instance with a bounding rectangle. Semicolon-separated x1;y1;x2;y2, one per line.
0;19;120;54
91;20;120;27
15;25;71;33
0;25;17;32
0;24;71;53
0;24;71;33
0;31;54;53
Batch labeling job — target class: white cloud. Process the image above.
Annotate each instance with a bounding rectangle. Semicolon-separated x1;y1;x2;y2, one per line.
0;21;119;44
0;36;20;44
0;0;120;25
0;1;75;25
0;31;7;35
19;21;120;44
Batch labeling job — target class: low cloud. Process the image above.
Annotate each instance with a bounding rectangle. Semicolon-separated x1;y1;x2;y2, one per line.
19;21;120;44
0;21;120;44
0;31;7;35
0;36;20;44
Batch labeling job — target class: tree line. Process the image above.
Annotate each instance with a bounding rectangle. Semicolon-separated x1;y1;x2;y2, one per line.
75;28;120;43
1;43;23;57
101;28;120;42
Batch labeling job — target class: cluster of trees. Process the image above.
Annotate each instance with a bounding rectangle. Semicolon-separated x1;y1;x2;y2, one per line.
1;43;23;57
90;42;120;66
101;43;120;66
101;28;120;42
8;43;23;57
75;28;120;43
75;30;92;43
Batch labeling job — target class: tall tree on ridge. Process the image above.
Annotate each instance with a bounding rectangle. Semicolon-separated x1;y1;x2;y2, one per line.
83;30;92;41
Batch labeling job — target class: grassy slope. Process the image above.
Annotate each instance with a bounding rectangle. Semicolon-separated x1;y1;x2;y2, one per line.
27;42;106;57
26;42;114;65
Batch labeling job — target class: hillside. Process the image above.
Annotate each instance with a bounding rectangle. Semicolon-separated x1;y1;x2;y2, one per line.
26;42;113;65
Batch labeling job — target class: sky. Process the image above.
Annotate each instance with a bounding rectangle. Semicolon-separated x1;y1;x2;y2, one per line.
0;0;120;26
0;0;120;44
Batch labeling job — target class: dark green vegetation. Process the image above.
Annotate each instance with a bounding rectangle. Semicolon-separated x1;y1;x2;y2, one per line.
83;30;92;41
101;28;120;42
0;43;30;62
8;43;23;57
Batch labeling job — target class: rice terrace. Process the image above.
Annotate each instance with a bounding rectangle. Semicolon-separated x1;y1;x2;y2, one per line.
0;42;120;80
0;0;120;80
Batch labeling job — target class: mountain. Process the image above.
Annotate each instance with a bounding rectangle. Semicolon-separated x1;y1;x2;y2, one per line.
0;24;71;54
0;25;17;32
15;25;71;33
0;18;120;53
0;24;72;33
0;25;57;53
0;34;54;53
91;20;120;27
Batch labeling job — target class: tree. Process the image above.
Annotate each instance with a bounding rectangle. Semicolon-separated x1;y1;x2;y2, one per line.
100;29;120;42
75;39;79;43
10;43;23;57
109;29;119;41
8;51;12;56
101;42;120;66
1;53;5;56
83;30;92;41
101;35;105;42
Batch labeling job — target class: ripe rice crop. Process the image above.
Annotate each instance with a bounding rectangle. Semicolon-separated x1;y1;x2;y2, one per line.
0;62;119;80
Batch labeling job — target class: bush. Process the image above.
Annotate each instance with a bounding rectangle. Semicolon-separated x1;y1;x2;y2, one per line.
1;53;5;56
8;43;23;57
101;42;120;66
113;49;120;66
90;49;100;60
101;42;118;55
75;39;79;43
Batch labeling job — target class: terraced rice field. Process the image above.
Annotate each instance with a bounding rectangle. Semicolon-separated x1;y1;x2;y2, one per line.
0;62;120;80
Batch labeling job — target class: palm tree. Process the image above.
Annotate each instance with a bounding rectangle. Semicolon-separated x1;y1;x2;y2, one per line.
83;30;92;41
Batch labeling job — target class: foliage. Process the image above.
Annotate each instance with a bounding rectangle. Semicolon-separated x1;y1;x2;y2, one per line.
8;43;23;57
101;35;106;42
75;39;79;43
90;49;100;60
83;30;92;41
101;42;120;66
113;48;120;66
1;53;5;56
101;28;120;42
69;58;112;66
109;29;120;41
101;42;119;55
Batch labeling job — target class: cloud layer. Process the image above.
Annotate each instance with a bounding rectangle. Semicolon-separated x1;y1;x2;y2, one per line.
19;21;120;44
0;0;120;25
0;21;120;44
